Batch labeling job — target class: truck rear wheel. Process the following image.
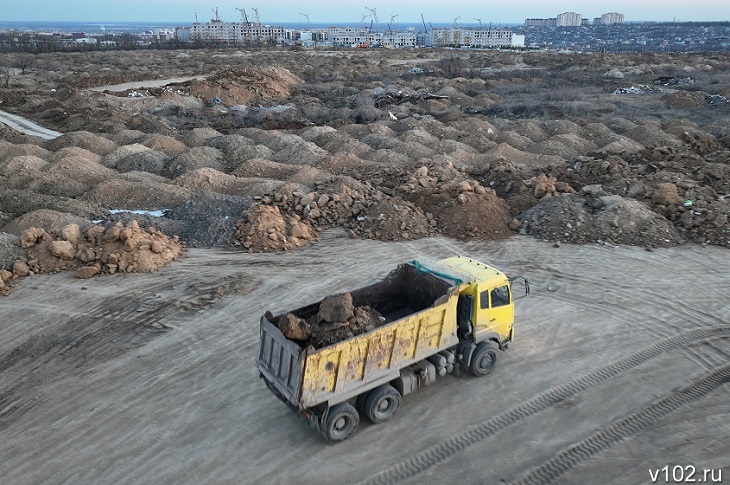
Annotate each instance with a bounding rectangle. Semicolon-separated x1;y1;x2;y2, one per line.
469;341;498;377
321;403;359;442
364;384;401;424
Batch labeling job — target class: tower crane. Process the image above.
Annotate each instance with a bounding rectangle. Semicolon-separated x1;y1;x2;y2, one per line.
388;14;398;32
365;6;379;32
236;8;250;26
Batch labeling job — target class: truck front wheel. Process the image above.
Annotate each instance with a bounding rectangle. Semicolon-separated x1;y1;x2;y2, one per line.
469;341;498;377
321;403;359;442
364;384;401;424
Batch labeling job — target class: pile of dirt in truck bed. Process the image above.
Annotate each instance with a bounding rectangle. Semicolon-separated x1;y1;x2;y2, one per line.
276;292;387;348
1;220;183;293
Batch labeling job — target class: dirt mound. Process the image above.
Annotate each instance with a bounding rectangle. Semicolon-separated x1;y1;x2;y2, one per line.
102;144;151;167
316;153;389;179
310;132;372;156
83;178;192;210
624;123;683;148
232;158;302;179
7;221;183;286
485;143;563;170
108;129;146;145
2;209;91;236
166;191;254;247
514;120;549;142
397;165;514;240
298;125;338;141
142;134;188;156
188;67;301;106
235;204;317;251
173;168;237;192
164;146;225;178
114;149;170;175
520;186;683;247
661;91;706;109
0;188;102;220
48;146;102;164
181;127;223;147
0;155;48;176
0;142;51;162
271;141;329;166
287;166;333;187
47;131;117;156
46;155;116;186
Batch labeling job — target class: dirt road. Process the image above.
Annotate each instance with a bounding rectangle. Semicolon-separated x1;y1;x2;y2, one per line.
87;76;208;92
0;231;728;484
0;109;62;139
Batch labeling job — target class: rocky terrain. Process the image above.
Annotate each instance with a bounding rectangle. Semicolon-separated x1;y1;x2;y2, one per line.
0;48;728;290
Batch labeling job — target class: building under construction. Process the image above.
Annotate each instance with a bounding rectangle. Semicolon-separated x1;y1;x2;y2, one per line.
190;10;286;44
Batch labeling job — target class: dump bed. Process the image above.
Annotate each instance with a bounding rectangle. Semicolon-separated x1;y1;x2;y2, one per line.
257;261;464;410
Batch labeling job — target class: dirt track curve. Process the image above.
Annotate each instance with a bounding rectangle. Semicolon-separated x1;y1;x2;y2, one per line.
1;231;728;484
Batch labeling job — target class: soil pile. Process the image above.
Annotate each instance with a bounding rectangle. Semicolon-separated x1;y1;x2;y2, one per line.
519;185;683;247
188;67;301;106
2;220;183;293
276;292;387;348
397;164;515;240
235;204;317;251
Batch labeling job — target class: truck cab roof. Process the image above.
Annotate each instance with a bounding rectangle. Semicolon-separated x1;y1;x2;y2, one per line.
436;256;508;289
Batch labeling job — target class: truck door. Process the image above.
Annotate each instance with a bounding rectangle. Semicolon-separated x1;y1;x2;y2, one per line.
475;284;514;341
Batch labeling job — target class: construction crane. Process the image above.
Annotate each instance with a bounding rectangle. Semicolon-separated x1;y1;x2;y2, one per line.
421;13;428;32
452;16;461;29
365;6;379;32
211;7;220;22
359;14;368;28
388;14;398;32
236;8;250;26
300;12;311;29
194;12;199;23
252;7;261;26
474;17;482;28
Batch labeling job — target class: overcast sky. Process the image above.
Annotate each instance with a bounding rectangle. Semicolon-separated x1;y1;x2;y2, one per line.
3;0;728;24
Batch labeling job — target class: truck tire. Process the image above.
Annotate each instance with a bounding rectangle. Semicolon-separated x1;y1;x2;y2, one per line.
321;403;359;442
364;384;401;424
469;341;498;377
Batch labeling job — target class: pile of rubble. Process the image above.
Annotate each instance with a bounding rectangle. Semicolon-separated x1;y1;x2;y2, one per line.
275;292;387;349
1;220;183;293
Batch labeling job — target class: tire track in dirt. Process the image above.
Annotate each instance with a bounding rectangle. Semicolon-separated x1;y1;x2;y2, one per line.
361;326;730;485
0;275;255;428
510;363;730;485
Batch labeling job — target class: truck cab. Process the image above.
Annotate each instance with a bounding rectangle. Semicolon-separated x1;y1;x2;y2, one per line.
437;256;516;346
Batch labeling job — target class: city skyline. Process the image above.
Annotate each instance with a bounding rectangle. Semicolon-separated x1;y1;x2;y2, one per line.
2;1;728;24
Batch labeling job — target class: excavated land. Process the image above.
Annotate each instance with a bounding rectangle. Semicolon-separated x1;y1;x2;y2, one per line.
0;48;728;483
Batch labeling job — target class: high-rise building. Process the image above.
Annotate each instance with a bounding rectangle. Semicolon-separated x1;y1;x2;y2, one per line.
557;12;582;27
601;12;625;25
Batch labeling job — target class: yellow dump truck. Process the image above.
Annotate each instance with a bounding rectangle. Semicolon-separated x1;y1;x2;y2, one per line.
257;256;529;441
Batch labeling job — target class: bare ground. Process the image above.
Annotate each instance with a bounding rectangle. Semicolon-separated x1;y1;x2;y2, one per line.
0;230;728;484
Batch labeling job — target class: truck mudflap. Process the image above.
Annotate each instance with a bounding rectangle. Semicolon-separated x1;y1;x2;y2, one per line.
257;316;308;410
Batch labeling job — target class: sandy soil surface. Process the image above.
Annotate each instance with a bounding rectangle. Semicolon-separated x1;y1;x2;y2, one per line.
1;231;727;484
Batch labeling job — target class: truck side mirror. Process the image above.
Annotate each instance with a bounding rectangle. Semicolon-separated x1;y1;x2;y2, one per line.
509;276;530;300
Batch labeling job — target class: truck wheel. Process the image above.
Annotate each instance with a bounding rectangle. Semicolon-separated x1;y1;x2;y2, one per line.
469;341;498;377
364;384;401;424
321;403;359;442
